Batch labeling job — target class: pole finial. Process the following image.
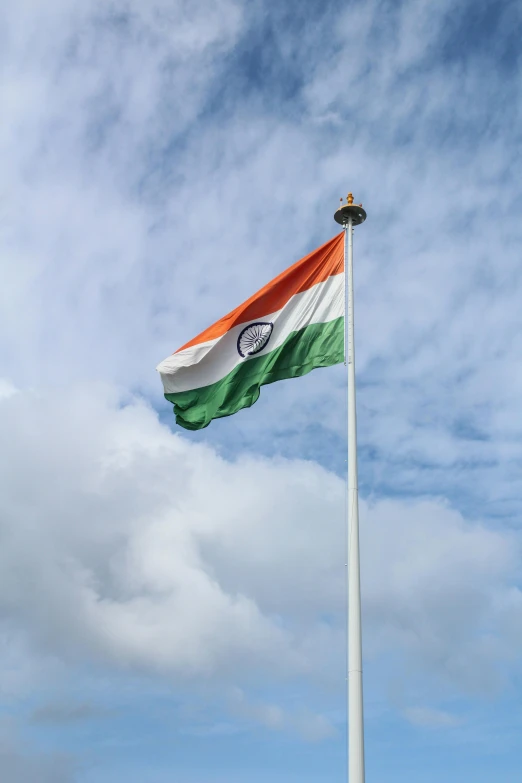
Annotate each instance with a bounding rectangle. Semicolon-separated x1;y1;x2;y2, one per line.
334;192;367;226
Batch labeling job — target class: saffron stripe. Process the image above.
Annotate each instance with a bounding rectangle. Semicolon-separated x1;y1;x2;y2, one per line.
176;232;343;352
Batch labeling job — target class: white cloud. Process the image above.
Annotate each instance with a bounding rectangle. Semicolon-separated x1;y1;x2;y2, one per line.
402;706;462;728
229;689;336;742
361;498;521;693
0;384;519;700
0;380;17;400
0;0;245;393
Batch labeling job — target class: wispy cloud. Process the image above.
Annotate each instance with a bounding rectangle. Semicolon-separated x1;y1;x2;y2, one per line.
402;706;462;728
229;688;336;741
31;702;106;725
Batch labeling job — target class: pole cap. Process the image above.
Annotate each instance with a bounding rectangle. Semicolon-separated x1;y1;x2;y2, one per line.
334;193;367;226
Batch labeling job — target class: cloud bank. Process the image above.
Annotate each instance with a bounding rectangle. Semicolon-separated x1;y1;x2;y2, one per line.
0;384;519;698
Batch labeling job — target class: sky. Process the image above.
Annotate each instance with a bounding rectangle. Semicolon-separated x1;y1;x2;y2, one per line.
1;0;522;780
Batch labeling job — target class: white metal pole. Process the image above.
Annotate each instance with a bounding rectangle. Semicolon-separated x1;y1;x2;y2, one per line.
345;217;365;783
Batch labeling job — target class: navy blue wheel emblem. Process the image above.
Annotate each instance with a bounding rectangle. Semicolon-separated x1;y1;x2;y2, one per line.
237;322;273;358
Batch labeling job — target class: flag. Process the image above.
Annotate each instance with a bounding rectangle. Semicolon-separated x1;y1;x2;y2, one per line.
157;232;345;430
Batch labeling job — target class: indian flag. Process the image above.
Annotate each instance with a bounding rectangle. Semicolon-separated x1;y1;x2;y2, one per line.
157;232;345;430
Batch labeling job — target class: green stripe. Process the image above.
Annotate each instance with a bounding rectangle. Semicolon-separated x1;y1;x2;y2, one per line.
165;316;344;430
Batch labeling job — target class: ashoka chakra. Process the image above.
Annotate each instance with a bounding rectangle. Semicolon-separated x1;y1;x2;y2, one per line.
237;322;274;358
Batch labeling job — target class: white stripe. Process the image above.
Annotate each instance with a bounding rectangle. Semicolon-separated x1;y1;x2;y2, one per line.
158;273;344;394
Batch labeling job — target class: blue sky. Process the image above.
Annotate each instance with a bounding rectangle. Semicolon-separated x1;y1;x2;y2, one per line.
1;0;522;780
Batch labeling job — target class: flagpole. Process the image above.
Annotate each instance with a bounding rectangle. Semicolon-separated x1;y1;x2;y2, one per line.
334;193;367;783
